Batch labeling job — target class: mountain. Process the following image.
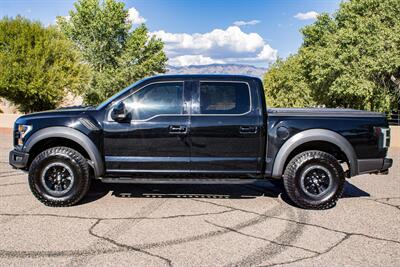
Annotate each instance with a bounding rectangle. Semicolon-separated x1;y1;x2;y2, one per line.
167;64;267;78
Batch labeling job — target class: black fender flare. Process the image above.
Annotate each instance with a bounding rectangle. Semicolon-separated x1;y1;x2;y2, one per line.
24;127;104;177
271;129;358;178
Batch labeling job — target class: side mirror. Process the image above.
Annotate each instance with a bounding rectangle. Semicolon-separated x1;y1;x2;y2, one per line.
111;102;131;122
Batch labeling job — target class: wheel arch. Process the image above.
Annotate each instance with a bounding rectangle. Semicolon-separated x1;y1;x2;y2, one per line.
272;129;358;178
24;127;104;177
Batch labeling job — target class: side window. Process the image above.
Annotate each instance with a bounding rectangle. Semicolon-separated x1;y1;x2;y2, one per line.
123;82;183;120
200;82;250;114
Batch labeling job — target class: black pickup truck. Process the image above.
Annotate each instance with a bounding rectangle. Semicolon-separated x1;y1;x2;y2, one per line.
9;74;393;209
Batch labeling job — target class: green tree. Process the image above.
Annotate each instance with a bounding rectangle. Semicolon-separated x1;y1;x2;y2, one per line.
264;55;316;108
58;0;167;105
0;16;90;113
264;0;400;112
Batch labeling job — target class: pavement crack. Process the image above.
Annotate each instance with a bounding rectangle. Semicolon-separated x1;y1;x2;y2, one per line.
0;193;28;198
0;208;235;221
262;234;351;267
0;182;25;187
0;248;123;258
66;199;172;266
88;219;173;267
241;184;281;197
224;204;308;266
193;199;400;245
132;202;284;251
368;198;400;211
0;173;24;178
0;171;22;175
205;220;318;254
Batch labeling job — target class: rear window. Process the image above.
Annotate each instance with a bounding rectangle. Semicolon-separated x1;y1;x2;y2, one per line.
199;82;250;114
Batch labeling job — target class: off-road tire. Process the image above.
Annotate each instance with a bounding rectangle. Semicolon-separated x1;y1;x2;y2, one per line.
283;150;345;209
28;147;90;207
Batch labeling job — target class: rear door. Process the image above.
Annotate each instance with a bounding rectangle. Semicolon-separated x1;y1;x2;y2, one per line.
189;79;263;175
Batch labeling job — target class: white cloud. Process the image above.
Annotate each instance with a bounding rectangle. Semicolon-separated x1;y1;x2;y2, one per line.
256;44;277;60
233;20;260;26
169;55;225;66
152;26;277;67
294;11;319;20
127;7;146;24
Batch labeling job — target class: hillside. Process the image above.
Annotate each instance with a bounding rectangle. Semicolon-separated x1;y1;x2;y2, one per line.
167;64;267;78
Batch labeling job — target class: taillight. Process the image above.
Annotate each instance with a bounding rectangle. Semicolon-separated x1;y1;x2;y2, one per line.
375;127;390;149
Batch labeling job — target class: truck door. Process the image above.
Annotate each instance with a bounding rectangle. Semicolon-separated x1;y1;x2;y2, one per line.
103;80;191;175
189;80;263;175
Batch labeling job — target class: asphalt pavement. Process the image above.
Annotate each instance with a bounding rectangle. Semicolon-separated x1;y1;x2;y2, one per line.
0;132;399;266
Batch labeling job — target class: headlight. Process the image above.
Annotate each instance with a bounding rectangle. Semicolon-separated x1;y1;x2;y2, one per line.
16;124;32;146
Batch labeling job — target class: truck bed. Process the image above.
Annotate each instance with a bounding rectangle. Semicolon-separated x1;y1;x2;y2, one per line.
267;108;385;117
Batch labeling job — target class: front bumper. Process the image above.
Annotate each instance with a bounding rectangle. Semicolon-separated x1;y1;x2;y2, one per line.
9;149;29;169
357;157;393;175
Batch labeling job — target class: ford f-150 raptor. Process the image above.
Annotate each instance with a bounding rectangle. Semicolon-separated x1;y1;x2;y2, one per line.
9;75;393;209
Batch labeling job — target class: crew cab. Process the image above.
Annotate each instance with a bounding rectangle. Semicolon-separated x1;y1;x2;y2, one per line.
9;75;393;209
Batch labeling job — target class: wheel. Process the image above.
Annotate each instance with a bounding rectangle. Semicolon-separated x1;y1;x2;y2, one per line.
28;147;91;207
283;150;345;209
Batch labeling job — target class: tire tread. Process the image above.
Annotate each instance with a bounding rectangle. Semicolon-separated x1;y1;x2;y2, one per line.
28;146;90;207
283;150;345;210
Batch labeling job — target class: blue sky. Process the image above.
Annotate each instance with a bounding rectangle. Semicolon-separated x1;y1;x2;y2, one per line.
0;0;342;67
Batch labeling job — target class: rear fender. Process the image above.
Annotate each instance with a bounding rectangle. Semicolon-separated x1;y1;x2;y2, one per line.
271;129;357;178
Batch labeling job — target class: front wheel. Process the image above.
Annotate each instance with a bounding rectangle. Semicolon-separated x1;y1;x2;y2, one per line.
283;150;345;209
28;147;91;207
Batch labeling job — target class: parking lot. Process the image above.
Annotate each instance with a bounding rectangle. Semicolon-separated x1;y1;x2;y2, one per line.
0;131;399;266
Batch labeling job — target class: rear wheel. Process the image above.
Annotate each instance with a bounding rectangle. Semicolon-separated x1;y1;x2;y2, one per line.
29;147;91;207
283;150;345;209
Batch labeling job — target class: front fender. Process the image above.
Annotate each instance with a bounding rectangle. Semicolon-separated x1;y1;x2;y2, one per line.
24;127;104;177
271;129;358;178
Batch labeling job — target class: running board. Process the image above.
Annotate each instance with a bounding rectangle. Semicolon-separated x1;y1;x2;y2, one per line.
99;177;260;184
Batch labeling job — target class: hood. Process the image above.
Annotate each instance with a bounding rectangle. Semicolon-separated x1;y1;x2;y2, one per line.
14;107;96;126
17;108;89;121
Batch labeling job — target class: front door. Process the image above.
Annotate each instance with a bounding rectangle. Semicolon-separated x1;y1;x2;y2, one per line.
103;81;191;175
189;80;263;175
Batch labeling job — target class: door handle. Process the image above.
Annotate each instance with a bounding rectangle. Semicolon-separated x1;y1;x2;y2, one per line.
240;126;257;134
169;125;187;134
